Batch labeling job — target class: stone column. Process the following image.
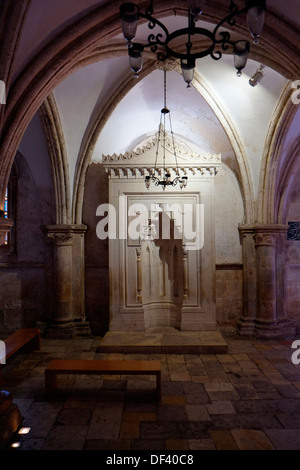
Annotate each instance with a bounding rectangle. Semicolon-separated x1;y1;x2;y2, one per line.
253;224;294;338
44;225;90;338
238;225;257;336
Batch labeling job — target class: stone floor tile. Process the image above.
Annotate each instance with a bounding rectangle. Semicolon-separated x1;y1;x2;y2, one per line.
231;429;275;450
265;429;300;450
209;430;238;450
186;404;210;421
188;438;216;450
231;353;250;362
275;412;300;428
168;363;191;382
161;395;186;405
259;398;300;413
166;439;189;450
84;439;109;450
204;382;233;391
178;421;211;439
234;383;258;399
185;392;210;404
216;354;237;363
131;439;166;450
206;400;236;415
233;400;264;413
158;404;188;422
275;384;300;398
119;421;140;439
42;425;88;450
122;411;157;422
166;354;185;363
87;420;121;440
56;407;93;426
140;422;181;439
161;380;185;395
264;372;290;385
109;439;131;450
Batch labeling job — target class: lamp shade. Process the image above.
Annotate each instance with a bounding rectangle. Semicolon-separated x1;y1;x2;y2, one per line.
181;58;195;87
129;43;144;76
188;0;206;17
234;40;250;76
120;3;139;43
249;65;264;86
246;0;266;43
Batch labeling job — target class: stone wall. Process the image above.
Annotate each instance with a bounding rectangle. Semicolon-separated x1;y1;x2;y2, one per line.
216;266;243;327
0;142;55;331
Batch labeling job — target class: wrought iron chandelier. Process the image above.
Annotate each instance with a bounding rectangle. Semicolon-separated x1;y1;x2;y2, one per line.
145;69;188;190
120;0;266;86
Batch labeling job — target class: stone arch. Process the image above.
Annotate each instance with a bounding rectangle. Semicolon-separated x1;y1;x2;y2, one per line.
257;83;298;224
39;93;71;225
277;137;300;225
0;0;299;212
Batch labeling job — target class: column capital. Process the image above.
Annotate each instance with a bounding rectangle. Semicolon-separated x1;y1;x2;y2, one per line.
42;224;87;245
239;224;288;245
253;224;288;246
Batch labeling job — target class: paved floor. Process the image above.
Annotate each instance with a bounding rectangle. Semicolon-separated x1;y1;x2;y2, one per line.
2;329;300;450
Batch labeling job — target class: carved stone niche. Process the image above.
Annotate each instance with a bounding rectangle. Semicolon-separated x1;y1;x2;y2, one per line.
103;133;221;332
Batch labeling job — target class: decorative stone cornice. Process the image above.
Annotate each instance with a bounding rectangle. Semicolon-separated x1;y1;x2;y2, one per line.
103;131;221;179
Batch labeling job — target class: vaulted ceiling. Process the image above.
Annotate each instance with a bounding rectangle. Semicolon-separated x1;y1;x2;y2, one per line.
1;0;300;225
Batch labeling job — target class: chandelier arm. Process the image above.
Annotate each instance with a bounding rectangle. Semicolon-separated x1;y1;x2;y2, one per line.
212;5;247;43
138;11;170;49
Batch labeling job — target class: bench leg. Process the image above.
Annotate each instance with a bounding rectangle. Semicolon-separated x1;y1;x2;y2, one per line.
45;371;57;397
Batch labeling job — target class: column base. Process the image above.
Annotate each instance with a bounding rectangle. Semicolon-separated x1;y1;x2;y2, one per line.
254;319;295;339
237;317;255;337
73;319;92;337
45;321;76;339
45;319;92;339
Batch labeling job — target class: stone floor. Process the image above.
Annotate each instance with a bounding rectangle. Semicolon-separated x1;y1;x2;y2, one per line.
2;329;300;451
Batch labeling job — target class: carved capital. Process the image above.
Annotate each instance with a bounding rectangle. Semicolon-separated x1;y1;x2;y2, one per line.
253;224;289;247
43;224;87;246
253;232;279;246
47;232;74;245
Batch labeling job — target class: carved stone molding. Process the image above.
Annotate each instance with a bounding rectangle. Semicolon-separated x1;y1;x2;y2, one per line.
103;131;221;178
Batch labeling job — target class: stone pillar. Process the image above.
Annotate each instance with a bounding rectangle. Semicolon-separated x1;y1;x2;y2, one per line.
44;225;90;338
253;225;294;338
238;225;257;336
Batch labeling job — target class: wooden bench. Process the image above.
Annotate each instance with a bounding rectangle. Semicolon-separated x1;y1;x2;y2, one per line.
0;329;40;384
45;359;162;400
